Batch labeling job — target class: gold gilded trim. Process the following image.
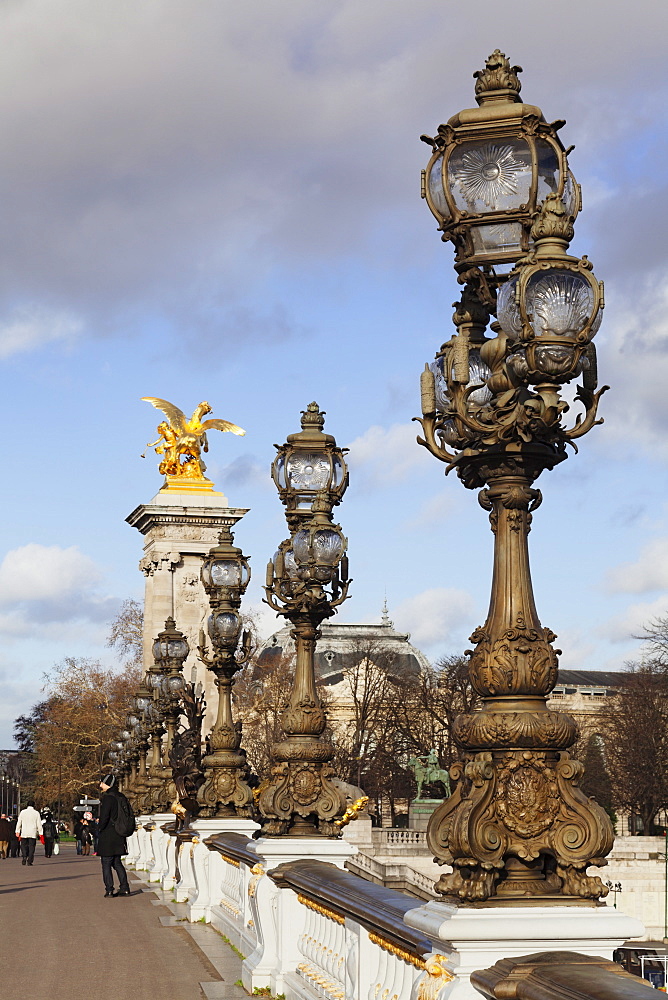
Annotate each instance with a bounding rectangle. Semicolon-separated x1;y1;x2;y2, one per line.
220;854;240;868
297;894;345;925
368;932;425;970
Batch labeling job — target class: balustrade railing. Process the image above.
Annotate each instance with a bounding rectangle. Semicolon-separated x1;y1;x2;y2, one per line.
125;813;645;1000
472;951;657;999
267;859;432;1000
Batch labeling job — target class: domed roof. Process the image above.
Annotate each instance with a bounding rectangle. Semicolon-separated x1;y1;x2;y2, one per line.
255;603;430;686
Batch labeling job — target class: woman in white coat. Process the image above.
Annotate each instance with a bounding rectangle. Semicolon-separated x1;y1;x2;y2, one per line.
15;800;43;866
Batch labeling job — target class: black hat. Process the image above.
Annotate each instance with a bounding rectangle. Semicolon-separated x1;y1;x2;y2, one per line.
101;773;116;788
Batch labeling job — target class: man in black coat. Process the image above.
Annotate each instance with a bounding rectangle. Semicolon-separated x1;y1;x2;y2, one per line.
98;774;131;898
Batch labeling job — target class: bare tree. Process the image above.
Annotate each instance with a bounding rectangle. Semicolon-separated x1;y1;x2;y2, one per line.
233;652;297;779
18;657;141;810
603;663;668;834
638;615;668;663
107;598;144;666
391;655;479;772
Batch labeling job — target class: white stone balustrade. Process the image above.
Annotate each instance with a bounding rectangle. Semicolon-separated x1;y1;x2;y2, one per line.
134;817;154;871
146;815;173;882
129;815;648;1000
174;834;198;903
161;830;179;891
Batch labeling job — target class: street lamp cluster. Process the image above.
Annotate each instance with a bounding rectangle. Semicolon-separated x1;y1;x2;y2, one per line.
108;403;352;838
106;52;612;906
0;772;19;815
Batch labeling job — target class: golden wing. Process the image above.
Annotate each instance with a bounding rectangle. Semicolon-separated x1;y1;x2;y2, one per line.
200;418;246;437
142;397;187;434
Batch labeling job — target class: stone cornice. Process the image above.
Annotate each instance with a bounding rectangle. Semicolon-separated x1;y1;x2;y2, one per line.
126;503;249;536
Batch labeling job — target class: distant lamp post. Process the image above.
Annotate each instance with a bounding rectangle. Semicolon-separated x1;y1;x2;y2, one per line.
259;404;350;837
271;401;348;517
136;618;190;814
416;52;613;903
151;617;189;755
197;528;254;818
129;680;152;812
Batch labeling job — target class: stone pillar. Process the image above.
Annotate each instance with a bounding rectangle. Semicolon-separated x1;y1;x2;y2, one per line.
126;487;248;734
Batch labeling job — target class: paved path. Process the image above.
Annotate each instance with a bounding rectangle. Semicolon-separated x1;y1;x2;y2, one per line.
0;842;243;1000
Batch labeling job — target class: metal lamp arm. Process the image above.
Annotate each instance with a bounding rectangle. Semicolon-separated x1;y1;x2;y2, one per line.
564;384;609;441
414;414;457;464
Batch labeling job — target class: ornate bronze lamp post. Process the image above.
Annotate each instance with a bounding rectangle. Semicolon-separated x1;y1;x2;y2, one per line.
197;527;255;818
416;51;613;903
141;618;190;811
258;403;350;836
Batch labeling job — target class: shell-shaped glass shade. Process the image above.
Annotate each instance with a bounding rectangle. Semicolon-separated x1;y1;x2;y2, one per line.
208;611;241;639
526;270;595;339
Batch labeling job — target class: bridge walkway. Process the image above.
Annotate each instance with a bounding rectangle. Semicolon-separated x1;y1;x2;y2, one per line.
0;841;244;1000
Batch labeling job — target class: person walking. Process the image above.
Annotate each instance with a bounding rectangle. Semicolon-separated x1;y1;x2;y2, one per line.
73;817;84;855
9;816;19;857
41;811;59;858
0;813;11;858
15;800;43;866
80;819;93;856
98;774;131;898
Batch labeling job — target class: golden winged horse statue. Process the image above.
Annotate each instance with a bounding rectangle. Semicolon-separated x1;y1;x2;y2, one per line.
142;398;245;482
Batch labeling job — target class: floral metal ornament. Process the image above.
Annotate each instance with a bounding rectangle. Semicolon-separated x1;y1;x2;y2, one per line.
415;54;613;904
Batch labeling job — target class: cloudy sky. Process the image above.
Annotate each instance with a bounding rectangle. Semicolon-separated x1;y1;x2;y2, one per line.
0;0;666;747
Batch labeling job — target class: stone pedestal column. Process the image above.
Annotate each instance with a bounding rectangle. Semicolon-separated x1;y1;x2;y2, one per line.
126;488;248;733
404;900;644;1000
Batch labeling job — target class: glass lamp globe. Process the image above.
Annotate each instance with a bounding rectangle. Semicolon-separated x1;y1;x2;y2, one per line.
152;617;190;666
201;528;250;594
422;50;580;269
165;673;185;694
208;610;242;640
272;402;348;511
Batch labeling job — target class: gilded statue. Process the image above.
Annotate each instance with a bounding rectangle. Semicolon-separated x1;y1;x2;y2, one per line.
142;398;245;480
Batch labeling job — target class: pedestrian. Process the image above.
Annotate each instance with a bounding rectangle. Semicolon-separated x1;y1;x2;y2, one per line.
9;817;19;857
98;774;131;898
41;811;59;858
80;819;93;856
73;817;84;855
0;813;11;858
15;800;43;866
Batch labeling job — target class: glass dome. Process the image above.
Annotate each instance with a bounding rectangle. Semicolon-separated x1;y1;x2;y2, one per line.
208;611;241;640
166;673;185;694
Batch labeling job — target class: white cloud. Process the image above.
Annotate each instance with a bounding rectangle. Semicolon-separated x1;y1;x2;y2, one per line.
0;543;100;604
345;422;432;490
593;271;668;456
597;595;668;646
393;586;476;649
606;537;668;595
0;307;81;359
0;0;660;352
